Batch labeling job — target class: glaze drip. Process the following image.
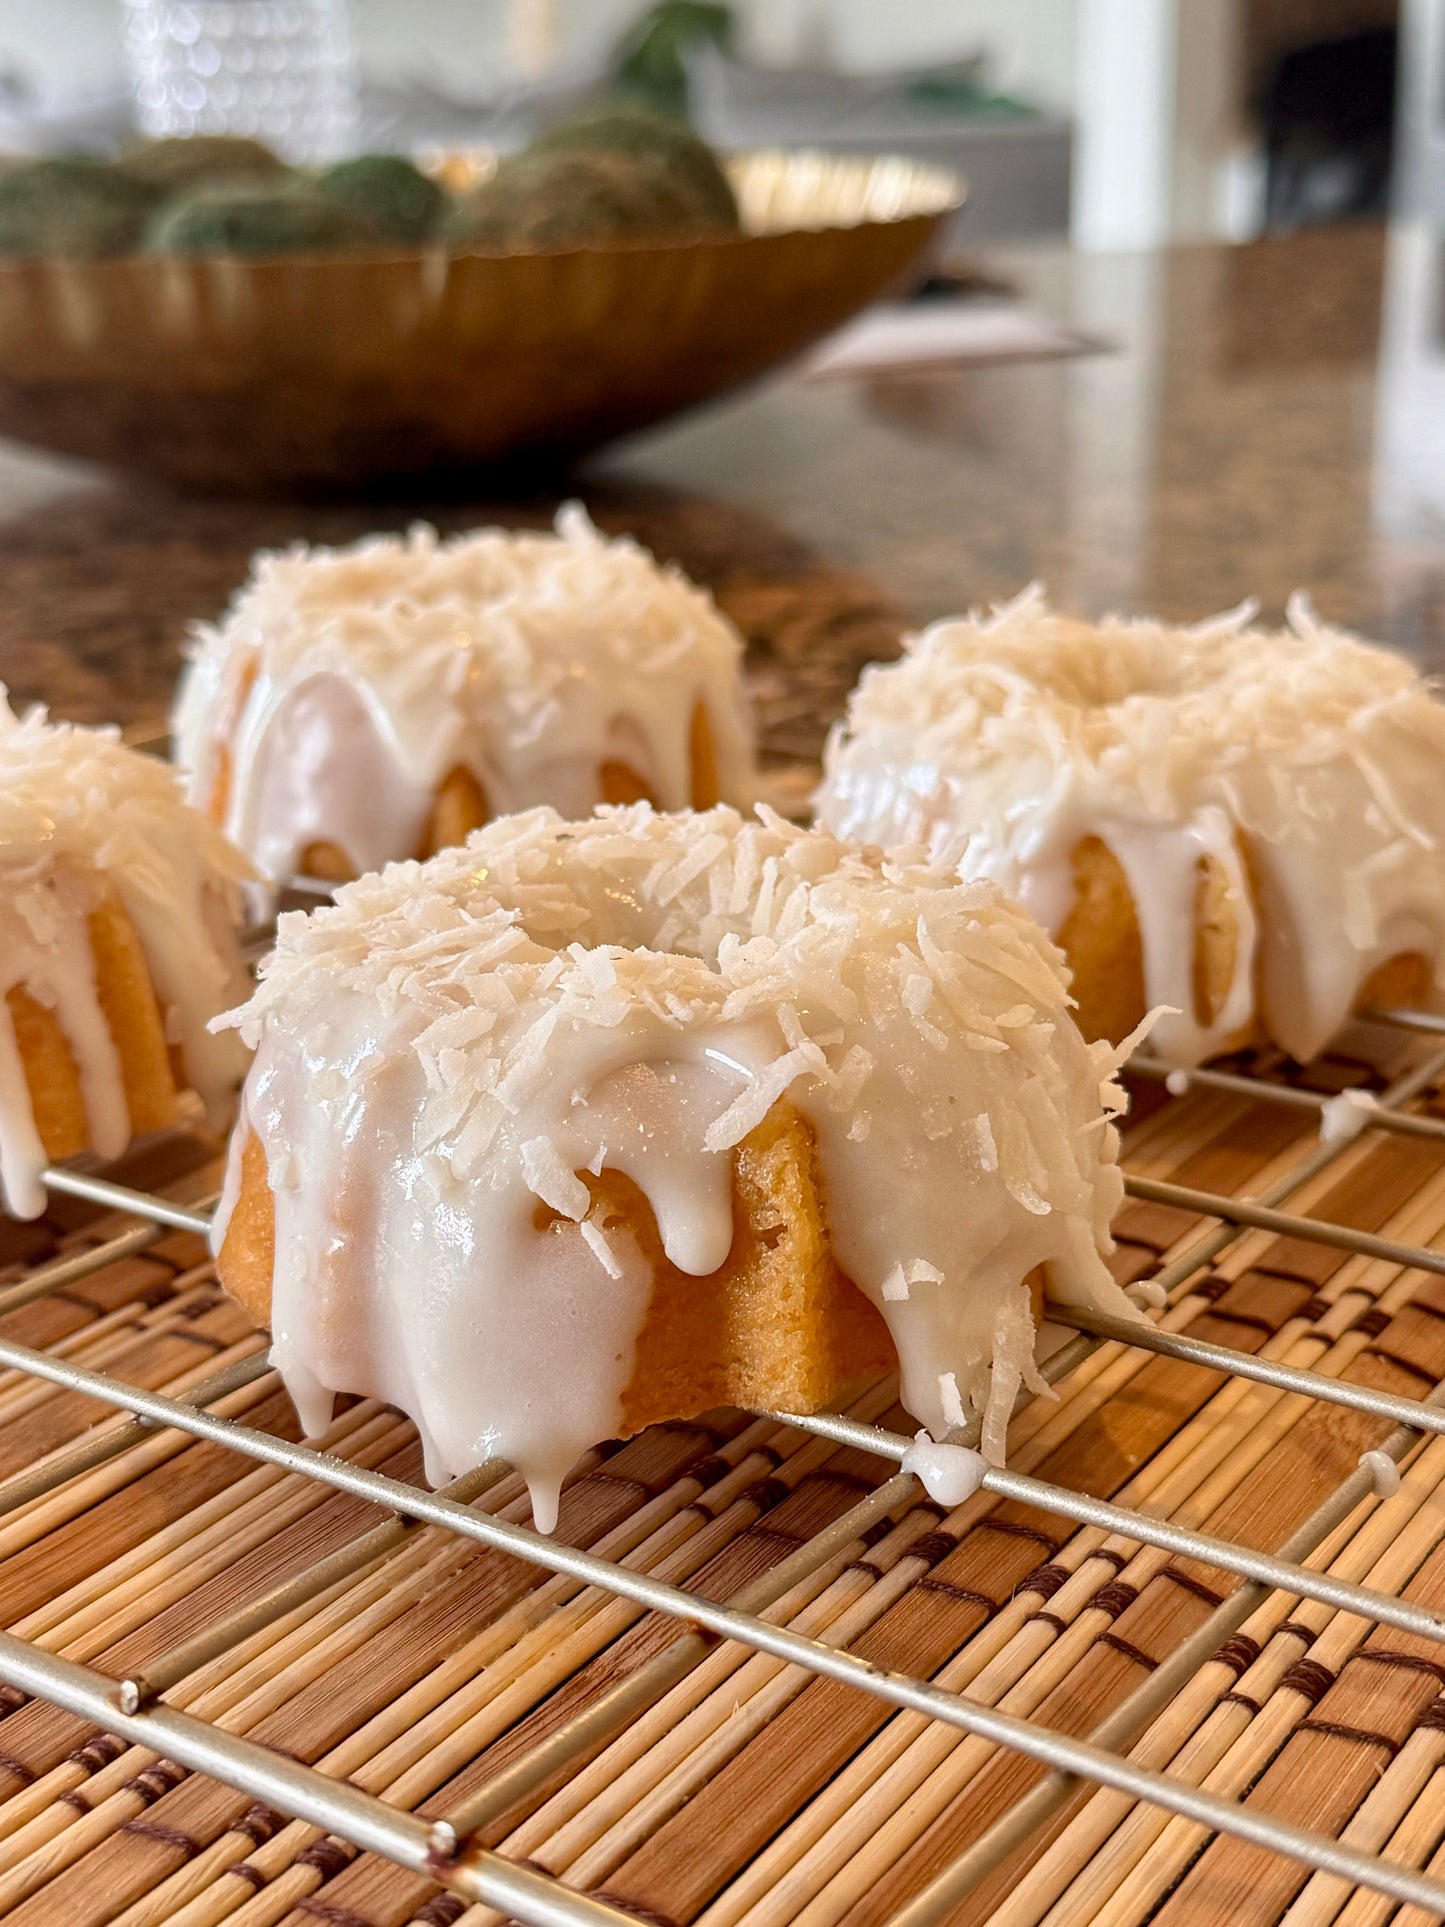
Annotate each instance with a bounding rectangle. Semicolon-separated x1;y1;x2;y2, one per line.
815;589;1445;1064
214;804;1143;1524
174;506;757;882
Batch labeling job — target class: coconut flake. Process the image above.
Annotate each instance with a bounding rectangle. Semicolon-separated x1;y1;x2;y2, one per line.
881;1264;910;1302
580;1219;623;1279
938;1371;968;1431
520;1136;590;1221
882;1257;944;1303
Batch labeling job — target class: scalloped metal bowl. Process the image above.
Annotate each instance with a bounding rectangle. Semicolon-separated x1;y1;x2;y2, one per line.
0;151;961;490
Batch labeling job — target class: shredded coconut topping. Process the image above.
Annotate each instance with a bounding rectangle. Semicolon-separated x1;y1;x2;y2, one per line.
218;803;1144;1525
817;587;1445;1064
0;693;252;1217
0;694;251;888
174;505;757;882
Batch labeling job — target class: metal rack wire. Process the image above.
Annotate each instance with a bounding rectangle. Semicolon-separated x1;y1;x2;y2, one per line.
4;1020;1445;1924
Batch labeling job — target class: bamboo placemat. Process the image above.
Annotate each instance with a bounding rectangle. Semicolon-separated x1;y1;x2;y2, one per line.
1;1026;1445;1925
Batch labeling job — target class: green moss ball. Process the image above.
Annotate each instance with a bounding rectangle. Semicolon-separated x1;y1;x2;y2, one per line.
315;155;446;244
444;146;720;251
121;135;289;192
0;158;164;259
532;108;738;229
146;181;380;256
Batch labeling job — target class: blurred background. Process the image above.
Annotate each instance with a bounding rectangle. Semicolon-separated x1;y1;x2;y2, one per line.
0;0;1442;728
0;0;1433;250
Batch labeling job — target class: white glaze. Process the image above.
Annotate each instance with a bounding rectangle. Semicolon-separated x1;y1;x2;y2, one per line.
1359;1449;1401;1498
900;1431;987;1507
214;804;1143;1528
1318;1089;1379;1145
815;589;1445;1066
1127;1279;1169;1310
174;506;757;883
0;695;253;1219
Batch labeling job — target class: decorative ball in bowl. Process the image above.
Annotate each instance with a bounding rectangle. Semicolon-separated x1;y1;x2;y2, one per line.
0;146;960;490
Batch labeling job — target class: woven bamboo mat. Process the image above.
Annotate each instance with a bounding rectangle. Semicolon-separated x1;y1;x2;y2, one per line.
1;1038;1445;1926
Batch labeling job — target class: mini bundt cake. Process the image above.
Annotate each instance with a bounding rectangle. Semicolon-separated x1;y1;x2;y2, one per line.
212;804;1141;1529
173;507;756;886
0;696;252;1219
815;590;1445;1066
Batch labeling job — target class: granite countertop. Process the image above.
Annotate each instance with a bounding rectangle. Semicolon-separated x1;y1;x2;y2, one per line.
0;220;1440;766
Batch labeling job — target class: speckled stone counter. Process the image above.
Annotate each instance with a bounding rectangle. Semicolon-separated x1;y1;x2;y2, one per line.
1;220;1441;765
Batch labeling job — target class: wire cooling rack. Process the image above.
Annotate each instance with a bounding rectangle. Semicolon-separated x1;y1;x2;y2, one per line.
4;1016;1445;1924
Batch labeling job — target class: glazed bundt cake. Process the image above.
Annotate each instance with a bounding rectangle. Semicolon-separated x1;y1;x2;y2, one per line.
816;590;1445;1065
173;507;756;886
0;696;252;1219
212;804;1141;1529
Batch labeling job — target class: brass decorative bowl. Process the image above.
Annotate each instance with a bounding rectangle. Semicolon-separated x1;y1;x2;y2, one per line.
0;151;960;490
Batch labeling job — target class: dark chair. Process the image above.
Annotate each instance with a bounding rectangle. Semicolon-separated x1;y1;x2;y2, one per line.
1259;26;1398;228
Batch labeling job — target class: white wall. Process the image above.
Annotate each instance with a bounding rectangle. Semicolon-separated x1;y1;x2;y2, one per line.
0;0;120;96
736;0;1077;110
1071;0;1252;250
1395;0;1445;220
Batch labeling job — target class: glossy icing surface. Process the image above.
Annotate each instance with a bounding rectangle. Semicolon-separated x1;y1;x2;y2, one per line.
0;694;252;1217
816;589;1445;1064
214;804;1141;1527
174;507;757;881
